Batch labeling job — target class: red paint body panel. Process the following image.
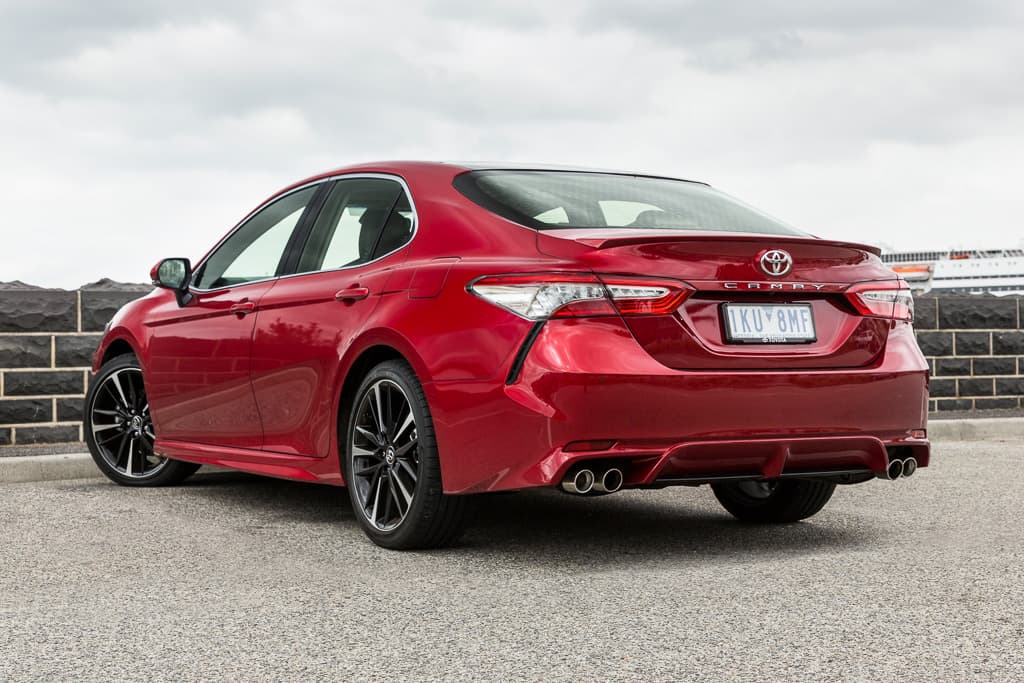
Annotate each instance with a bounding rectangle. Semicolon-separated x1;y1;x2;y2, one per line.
428;318;927;493
141;283;274;449
91;161;930;495
249;255;401;457
627;299;890;369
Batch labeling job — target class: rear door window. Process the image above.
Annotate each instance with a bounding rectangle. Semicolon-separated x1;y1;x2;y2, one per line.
296;178;414;273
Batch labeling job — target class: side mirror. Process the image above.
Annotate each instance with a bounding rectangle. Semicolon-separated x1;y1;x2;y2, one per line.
150;258;193;306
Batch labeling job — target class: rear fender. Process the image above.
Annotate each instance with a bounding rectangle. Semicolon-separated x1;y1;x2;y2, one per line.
335;327;433;392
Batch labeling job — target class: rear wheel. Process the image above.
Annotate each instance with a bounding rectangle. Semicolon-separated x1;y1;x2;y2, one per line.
343;360;469;549
711;479;835;523
85;354;200;486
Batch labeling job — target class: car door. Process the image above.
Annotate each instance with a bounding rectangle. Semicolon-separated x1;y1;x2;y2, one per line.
145;185;322;449
249;176;416;457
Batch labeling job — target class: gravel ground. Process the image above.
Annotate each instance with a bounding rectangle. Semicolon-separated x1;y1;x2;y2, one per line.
1;441;1022;682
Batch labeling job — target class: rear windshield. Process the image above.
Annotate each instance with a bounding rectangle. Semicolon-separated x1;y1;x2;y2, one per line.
453;170;806;236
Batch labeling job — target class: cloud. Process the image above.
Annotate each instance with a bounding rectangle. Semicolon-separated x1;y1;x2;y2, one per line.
579;0;1020;47
0;1;1022;287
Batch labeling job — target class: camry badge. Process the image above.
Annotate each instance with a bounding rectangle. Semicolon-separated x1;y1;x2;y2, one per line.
760;249;793;277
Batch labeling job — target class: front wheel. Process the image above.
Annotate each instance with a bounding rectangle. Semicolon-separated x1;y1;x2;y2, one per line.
84;354;200;486
711;479;836;523
343;360;469;549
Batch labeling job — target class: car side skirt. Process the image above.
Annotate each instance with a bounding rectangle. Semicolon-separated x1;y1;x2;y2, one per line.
155;439;344;486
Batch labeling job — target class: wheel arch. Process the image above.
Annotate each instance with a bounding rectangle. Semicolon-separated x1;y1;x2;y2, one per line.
337;344;407;431
93;330;143;372
101;338;136;364
334;328;432;458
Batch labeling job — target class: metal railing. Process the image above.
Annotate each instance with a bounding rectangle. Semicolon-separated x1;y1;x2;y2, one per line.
882;249;1024;263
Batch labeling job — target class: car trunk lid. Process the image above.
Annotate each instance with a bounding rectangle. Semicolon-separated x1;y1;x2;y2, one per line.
537;230;898;370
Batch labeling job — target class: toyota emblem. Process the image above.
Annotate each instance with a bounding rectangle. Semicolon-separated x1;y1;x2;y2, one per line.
759;249;793;277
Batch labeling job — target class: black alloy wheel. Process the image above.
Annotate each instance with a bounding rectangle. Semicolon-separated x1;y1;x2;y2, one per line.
344;360;469;549
85;354;199;486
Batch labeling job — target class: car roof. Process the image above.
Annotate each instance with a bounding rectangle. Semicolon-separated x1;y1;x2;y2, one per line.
289;161;706;188
266;161;710;207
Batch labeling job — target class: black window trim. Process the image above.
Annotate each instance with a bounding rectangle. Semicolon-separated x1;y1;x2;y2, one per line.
189;172;419;294
276;181;333;277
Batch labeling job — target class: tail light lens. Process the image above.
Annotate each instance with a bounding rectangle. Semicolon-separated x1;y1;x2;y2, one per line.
469;273;692;320
846;281;914;322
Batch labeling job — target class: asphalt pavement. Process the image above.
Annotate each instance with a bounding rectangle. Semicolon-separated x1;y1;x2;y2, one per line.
1;441;1022;682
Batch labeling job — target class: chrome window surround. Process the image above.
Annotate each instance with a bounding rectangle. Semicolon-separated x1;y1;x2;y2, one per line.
190;172;419;293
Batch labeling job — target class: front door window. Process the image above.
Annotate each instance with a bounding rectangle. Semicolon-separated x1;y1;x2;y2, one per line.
194;186;318;290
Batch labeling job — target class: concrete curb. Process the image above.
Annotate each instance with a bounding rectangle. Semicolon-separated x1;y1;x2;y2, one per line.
927;417;1024;442
1;418;1023;484
0;453;99;484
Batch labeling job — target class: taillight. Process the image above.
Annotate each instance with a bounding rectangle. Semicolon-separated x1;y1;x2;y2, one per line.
468;273;692;320
846;281;914;322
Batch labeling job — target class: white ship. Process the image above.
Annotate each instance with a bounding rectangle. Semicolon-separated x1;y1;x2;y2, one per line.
880;249;1024;296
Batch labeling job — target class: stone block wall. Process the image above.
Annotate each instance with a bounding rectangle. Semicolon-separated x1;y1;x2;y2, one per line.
0;285;1021;449
0;281;150;446
914;296;1024;412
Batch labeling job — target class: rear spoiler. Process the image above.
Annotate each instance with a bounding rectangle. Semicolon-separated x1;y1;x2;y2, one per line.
556;231;883;257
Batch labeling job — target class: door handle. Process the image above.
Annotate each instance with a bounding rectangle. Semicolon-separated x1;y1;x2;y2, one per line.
229;301;257;316
335;287;370;302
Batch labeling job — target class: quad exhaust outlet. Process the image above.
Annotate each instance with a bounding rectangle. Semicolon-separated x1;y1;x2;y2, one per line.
902;456;918;477
561;466;624;495
878;456;918;481
562;468;596;494
593;467;624;494
565;457;918;491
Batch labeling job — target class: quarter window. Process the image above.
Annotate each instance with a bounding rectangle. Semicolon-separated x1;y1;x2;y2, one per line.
194;186;317;290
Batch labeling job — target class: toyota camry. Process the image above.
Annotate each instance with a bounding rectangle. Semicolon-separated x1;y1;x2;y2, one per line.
85;162;930;549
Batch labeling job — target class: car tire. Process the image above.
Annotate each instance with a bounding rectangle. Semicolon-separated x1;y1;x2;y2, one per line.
711;479;835;523
343;359;469;550
85;354;200;487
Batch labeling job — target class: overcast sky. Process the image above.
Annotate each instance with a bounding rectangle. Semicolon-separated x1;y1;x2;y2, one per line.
1;0;1022;288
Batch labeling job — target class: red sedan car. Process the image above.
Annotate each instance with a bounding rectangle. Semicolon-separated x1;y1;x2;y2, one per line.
85;162;929;549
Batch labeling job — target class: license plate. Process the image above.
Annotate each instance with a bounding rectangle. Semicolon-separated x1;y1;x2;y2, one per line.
722;303;816;344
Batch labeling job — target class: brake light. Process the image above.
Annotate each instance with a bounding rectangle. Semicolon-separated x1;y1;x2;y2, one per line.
468;273;692;320
846;281;914;322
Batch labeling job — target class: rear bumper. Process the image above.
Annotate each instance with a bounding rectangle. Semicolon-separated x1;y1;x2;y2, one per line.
426;317;930;494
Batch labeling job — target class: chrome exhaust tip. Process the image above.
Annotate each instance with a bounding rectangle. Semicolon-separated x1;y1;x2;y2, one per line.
562;468;595;494
902;457;918;478
592;467;624;494
878;458;904;481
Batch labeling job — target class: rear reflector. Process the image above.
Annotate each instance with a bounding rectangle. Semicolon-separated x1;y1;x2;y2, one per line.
564;440;617;452
469;273;692;320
